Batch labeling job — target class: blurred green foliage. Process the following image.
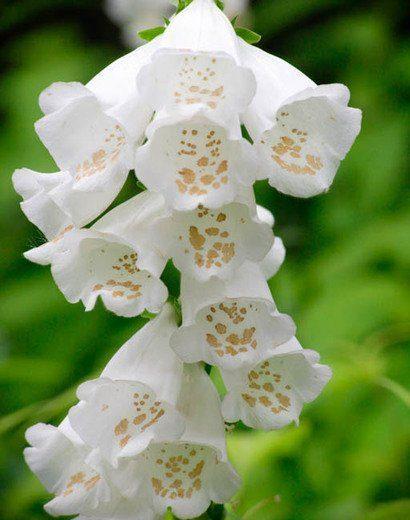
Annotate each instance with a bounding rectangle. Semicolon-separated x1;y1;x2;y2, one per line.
0;1;409;519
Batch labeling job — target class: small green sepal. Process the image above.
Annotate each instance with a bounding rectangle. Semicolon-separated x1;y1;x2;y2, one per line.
235;27;262;45
138;26;165;42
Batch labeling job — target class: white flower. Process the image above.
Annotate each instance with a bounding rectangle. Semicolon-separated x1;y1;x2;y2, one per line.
69;305;185;466
136;0;256;121
171;262;295;370
134;107;257;210
31;82;140;226
129;364;240;519
154;199;274;281
24;419;130;518
221;338;332;429
24;193;168;317
25;419;159;519
239;40;362;197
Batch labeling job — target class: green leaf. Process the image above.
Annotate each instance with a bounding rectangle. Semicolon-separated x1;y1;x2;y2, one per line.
215;0;225;10
138;26;165;42
235;27;262;45
163;16;170;26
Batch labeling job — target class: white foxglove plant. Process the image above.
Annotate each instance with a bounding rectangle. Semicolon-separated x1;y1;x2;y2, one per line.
15;0;360;518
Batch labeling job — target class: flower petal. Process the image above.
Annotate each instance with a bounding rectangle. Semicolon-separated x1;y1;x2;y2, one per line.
35;91;132;224
239;39;314;137
137;49;255;120
87;38;161;108
102;304;183;404
69;378;185;466
256;84;362;197
221;347;332;429
172;263;295;370
159;0;241;59
135;109;256;210
49;229;168;317
24;423;111;517
39;81;91;115
13;168;73;240
155;202;274;281
92;192;168;275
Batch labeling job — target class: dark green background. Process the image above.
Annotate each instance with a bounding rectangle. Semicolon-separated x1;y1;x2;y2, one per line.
0;1;409;519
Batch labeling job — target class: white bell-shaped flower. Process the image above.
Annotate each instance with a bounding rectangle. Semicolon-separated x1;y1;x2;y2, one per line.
221;338;332;429
171;262;295;370
25;419;156;518
33;83;139;226
24;193;168;317
154;200;274;282
24;419;110;517
240;40;362;197
69;305;185;466
134;107;257;211
130;364;240;519
137;0;256;121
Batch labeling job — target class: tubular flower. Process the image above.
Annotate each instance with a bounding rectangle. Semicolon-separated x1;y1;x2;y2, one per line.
154;201;274;282
171;262;295;370
130;364;240;519
221;338;332;429
134;108;257;211
23;193;169;317
240;40;362;197
137;0;256;122
16;0;359;517
69;305;185;465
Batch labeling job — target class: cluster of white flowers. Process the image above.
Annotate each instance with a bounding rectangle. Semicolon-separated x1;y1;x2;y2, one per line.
105;0;248;47
14;1;361;518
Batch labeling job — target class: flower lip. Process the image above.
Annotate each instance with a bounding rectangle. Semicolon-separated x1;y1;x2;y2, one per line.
69;377;186;468
135;108;256;212
137;48;256;118
171;296;296;371
141;440;240;519
155;202;274;282
49;229;168;318
221;346;332;430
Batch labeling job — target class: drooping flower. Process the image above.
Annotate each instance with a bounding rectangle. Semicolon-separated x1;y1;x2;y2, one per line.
136;0;256;122
171;262;295;370
128;364;241;519
24;419;141;518
221;338;332;429
154;199;274;281
32;83;135;225
134;107;257;210
69;304;185;465
239;40;362;197
23;193;168;317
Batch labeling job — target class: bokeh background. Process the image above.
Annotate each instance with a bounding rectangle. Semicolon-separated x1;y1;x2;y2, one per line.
0;1;409;519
